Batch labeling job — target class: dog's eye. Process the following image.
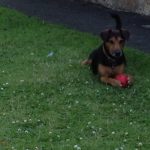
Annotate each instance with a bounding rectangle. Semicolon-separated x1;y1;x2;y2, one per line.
109;40;114;44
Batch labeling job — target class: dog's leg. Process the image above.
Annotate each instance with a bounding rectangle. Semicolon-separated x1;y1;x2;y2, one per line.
98;64;121;87
100;76;122;87
114;64;125;74
81;59;92;65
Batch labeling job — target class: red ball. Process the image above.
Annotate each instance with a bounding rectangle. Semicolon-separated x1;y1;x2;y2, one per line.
115;74;128;88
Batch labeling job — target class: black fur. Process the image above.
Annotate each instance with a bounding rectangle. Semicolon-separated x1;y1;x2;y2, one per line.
100;14;130;41
89;14;128;75
111;13;130;40
111;13;122;30
89;46;126;74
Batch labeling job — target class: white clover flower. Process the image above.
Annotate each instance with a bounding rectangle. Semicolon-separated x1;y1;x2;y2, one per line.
77;147;81;150
57;135;60;138
85;81;89;84
130;122;133;125
66;139;70;142
114;108;118;112
35;147;39;150
91;126;95;129
96;89;99;93
49;131;52;134
92;131;96;134
20;80;24;82
25;130;28;133
112;103;116;106
41;93;44;96
75;100;79;104
112;131;115;135
125;132;128;135
68;93;72;96
138;142;143;146
24;120;27;123
123;139;127;143
99;128;102;131
79;137;83;140
87;121;91;125
67;126;70;129
74;145;78;148
74;145;81;150
30;52;34;56
68;105;71;108
1;87;4;90
120;147;124;150
81;128;83;132
130;109;133;112
18;128;21;132
12;121;15;124
6;82;9;85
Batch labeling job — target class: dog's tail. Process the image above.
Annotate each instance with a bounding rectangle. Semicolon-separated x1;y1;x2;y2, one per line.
111;13;122;30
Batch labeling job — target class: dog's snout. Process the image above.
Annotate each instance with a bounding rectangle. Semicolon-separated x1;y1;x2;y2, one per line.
112;50;122;57
115;50;122;55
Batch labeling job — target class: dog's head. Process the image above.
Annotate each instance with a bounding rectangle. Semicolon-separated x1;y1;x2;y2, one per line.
100;14;130;58
101;29;130;58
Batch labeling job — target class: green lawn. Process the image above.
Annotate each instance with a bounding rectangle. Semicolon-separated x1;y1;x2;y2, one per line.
0;7;150;150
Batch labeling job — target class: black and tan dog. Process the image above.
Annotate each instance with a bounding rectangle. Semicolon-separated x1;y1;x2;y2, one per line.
82;14;133;87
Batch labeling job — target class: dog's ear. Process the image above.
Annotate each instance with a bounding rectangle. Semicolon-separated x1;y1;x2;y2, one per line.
121;29;130;40
100;29;112;41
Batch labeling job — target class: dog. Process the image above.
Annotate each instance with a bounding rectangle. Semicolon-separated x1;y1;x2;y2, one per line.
82;14;133;87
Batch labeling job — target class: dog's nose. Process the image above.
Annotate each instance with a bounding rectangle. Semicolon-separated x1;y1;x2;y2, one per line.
113;50;122;57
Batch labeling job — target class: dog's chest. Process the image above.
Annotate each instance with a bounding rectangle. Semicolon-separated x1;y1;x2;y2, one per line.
107;58;118;68
103;56;121;69
104;65;121;77
102;57;125;76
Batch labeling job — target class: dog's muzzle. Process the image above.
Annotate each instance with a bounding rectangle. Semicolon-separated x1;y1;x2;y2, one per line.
111;50;123;57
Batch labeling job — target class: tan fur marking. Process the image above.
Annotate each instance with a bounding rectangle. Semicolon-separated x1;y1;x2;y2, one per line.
105;36;124;54
98;64;125;77
100;76;121;87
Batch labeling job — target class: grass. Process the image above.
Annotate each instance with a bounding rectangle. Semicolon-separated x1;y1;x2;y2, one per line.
0;7;150;150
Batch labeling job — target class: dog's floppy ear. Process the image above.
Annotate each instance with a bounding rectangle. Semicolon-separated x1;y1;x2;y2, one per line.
121;29;130;40
100;29;112;41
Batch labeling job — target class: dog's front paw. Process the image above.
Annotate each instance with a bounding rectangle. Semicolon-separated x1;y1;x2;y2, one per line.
111;79;122;87
127;75;134;86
